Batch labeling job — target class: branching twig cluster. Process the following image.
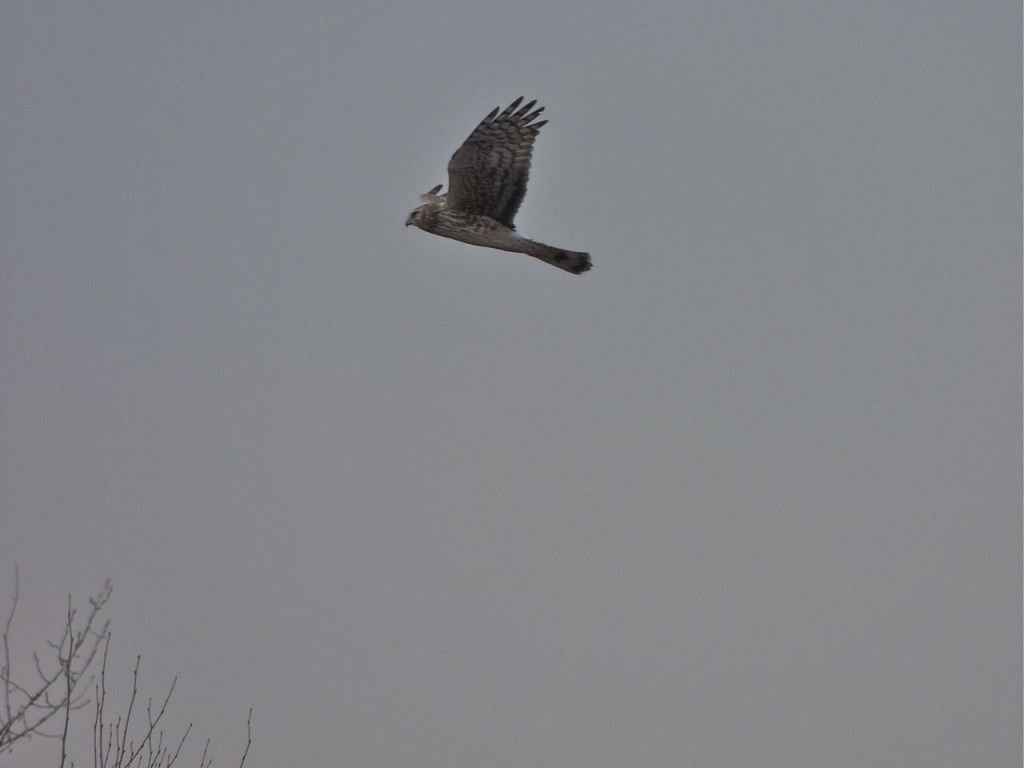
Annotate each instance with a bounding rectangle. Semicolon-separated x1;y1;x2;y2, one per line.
1;564;111;752
89;645;253;768
1;568;252;768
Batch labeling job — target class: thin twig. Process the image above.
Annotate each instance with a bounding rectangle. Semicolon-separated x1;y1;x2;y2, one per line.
238;708;252;768
163;721;191;768
1;564;19;735
124;674;176;767
198;737;210;768
94;633;111;768
116;656;141;765
60;595;74;768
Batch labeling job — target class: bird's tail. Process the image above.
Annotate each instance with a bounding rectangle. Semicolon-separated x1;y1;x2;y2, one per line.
519;240;592;275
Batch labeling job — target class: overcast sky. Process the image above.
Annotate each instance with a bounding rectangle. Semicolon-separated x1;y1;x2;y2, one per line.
1;3;1020;767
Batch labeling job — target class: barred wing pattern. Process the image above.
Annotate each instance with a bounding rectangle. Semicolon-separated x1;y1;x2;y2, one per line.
445;97;546;228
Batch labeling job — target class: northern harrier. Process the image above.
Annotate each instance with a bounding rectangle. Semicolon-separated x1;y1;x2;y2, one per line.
405;98;592;275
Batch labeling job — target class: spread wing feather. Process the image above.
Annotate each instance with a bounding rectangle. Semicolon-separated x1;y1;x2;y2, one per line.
445;97;547;228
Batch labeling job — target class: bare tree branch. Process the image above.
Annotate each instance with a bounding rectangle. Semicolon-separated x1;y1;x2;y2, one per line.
1;564;18;734
237;708;252;768
60;595;74;768
0;571;111;752
2;573;252;767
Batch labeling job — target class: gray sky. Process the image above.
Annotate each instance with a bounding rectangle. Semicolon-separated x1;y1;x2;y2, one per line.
1;2;1020;767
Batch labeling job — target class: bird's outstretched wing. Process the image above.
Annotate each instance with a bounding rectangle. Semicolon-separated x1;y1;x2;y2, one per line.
445;97;547;228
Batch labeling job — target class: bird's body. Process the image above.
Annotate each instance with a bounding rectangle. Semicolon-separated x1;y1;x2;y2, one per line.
406;98;591;275
409;204;591;273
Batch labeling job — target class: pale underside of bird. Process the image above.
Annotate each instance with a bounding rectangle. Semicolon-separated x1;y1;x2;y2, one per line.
405;98;592;275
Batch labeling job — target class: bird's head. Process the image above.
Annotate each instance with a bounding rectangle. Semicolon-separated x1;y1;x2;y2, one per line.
407;185;447;228
405;202;443;231
405;206;424;228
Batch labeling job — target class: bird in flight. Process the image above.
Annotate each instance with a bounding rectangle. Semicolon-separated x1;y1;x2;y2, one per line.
406;98;592;275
